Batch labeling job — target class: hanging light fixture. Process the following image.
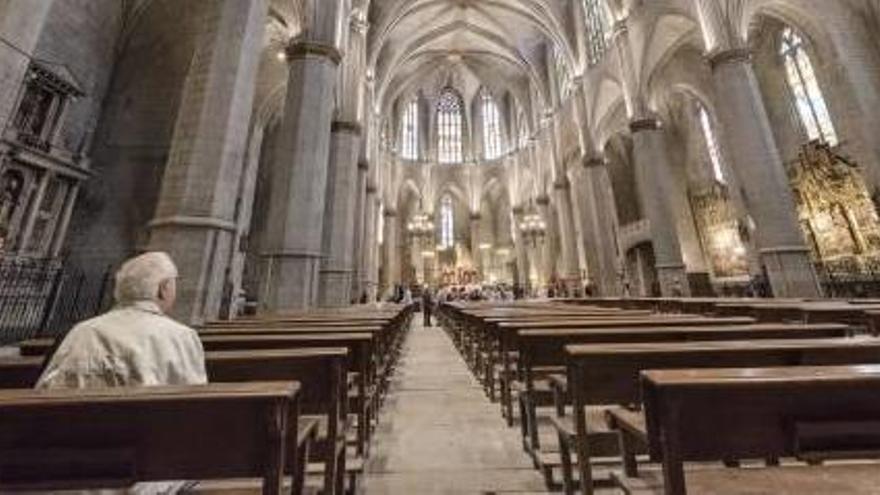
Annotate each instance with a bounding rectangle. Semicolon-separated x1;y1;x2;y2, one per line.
519;199;546;247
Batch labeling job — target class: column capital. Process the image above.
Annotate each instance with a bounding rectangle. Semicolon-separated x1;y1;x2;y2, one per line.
331;120;362;135
629;117;663;134
384;208;398;217
536;194;550;206
512;206;525;216
469;212;482;221
707;47;752;71
285;41;343;66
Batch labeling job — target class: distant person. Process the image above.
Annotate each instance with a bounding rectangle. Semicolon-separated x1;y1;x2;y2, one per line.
38;252;207;389
422;287;434;327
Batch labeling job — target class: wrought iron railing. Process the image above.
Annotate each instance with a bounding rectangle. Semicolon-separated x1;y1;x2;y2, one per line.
0;257;113;345
815;262;880;299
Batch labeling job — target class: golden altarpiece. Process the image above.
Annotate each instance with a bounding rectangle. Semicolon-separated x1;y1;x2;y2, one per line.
790;142;880;273
690;184;751;280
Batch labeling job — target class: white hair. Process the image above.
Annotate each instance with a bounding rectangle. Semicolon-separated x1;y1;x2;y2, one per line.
113;252;178;304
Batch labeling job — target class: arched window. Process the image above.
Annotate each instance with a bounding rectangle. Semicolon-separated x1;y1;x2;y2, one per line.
437;88;463;164
481;92;503;160
401;99;419;160
780;27;838;146
583;0;614;66
698;104;726;183
440;195;454;248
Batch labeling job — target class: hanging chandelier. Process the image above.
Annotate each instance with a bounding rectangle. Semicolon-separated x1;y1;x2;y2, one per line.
519;201;546;247
407;212;434;240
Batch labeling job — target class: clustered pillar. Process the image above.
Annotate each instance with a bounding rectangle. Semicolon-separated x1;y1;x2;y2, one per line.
553;177;581;293
629;118;690;296
709;49;821;298
259;41;341;312
148;0;267;323
318;121;362;307
574;157;622;296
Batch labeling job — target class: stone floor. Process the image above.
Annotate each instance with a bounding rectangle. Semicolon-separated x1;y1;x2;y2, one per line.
362;319;556;494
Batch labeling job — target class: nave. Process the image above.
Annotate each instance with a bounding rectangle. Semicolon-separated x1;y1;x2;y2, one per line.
7;296;880;494
363;319;552;494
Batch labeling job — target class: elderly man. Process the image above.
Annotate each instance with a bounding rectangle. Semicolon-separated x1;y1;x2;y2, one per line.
38;251;206;389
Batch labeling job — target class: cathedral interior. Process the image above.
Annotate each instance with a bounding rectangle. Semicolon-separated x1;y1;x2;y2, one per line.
4;1;880;494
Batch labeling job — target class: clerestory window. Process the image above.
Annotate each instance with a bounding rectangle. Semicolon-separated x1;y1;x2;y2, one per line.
437;88;464;164
780;27;838;146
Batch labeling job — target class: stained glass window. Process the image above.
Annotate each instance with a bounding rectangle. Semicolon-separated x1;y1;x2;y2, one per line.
437;88;463;163
582;0;614;66
780;27;838;146
482;92;503;160
401;99;419;160
698;105;726;183
440;194;454;248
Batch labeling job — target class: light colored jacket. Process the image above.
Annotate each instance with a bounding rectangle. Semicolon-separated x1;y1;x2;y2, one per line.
34;301;207;495
37;301;207;389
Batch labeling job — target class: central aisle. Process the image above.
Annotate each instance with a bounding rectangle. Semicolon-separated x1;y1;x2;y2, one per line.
362;319;550;494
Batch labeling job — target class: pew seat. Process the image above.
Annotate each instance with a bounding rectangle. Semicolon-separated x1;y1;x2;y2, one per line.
614;463;880;495
0;382;302;495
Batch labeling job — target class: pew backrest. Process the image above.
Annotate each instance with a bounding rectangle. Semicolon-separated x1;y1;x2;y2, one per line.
0;382;299;494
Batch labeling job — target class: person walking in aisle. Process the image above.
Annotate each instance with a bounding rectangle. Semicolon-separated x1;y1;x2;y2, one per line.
422;286;434;327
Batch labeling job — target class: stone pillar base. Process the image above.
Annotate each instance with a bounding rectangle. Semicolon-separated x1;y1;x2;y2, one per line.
259;253;322;313
760;247;822;298
148;223;234;325
319;270;354;307
657;264;690;297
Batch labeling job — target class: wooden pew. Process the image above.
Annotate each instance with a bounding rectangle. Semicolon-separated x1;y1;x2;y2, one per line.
513;323;850;487
207;349;349;495
622;365;880;495
492;316;754;426
0;382;302;495
0;350;349;495
562;337;880;495
20;333;377;460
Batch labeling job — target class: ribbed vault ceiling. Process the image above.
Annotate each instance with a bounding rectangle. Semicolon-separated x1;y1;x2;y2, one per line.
367;0;576;109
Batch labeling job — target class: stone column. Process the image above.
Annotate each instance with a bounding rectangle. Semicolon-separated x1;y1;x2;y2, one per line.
147;0;266;323
259;41;342;312
350;160;368;301
553;178;581;293
0;0;53;131
361;184;379;301
318;121;361;307
575;157;623;295
381;209;399;294
629;118;690;296
469;212;482;280
512;206;529;289
536;195;553;286
709;49;821;297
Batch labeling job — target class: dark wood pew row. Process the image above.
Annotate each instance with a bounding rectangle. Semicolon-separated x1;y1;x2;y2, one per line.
512;323;851;489
20;333;377;456
560;338;880;495
0;382;306;495
0;349;350;495
453;308;659;403
614;365;880;495
488;316;755;427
